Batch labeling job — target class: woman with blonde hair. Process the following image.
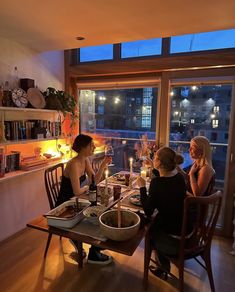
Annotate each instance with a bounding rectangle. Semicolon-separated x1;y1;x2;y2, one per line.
187;136;215;196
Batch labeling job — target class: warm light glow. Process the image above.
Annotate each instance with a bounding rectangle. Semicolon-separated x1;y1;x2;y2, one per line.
114;97;120;104
170;91;174;96
105;169;109;178
210;114;216;119
191;85;198;91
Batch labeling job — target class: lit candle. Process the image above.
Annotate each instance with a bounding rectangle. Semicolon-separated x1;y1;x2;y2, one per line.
140;169;147;178
129;157;133;175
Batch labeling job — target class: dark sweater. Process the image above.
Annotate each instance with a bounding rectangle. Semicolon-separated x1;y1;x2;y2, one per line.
140;172;186;235
56;174;86;206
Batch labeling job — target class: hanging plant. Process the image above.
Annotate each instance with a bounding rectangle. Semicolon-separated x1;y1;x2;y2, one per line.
43;87;78;129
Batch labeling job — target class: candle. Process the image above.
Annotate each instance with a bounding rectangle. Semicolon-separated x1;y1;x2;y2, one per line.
105;169;108;196
140;169;147;178
129;157;133;175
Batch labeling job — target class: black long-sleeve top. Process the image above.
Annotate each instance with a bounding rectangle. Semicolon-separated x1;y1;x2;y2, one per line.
140;172;186;235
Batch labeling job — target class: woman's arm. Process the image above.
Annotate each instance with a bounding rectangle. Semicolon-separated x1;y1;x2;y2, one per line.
189;164;213;196
85;156;112;183
137;177;156;217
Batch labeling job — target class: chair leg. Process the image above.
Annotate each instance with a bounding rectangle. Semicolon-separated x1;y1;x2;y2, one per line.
44;233;52;258
143;233;152;289
202;249;215;292
178;260;184;292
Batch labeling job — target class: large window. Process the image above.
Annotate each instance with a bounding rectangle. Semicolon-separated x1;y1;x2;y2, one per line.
79;88;158;172
169;83;232;225
80;44;113;62
121;38;162;58
170;29;235;53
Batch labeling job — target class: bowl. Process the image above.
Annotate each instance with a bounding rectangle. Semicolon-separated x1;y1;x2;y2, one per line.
99;209;140;241
83;205;106;224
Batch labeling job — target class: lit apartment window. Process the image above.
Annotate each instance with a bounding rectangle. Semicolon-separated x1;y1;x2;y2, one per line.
190;119;195;124
213;106;220;113
212;119;219;128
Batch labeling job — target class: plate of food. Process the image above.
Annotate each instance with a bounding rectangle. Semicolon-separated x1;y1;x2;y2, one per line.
83;205;106;224
112;173;125;181
129;194;142;207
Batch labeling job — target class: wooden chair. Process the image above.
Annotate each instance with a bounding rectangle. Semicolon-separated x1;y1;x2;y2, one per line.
143;190;222;292
44;163;64;257
92;155;104;173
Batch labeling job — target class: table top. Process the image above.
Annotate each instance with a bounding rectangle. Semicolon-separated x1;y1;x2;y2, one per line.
27;171;153;256
27;214;152;256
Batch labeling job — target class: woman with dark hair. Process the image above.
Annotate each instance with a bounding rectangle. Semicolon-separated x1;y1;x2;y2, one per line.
136;147;187;279
56;134;112;265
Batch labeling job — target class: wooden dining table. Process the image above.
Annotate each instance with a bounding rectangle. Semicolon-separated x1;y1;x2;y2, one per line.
27;171;154;285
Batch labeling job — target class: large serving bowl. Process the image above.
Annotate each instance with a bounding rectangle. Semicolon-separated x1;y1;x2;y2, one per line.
99;209;140;241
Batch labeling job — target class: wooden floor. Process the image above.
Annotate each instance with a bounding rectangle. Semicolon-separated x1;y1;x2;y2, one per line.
0;229;235;292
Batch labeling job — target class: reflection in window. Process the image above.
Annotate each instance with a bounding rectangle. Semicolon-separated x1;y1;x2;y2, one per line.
212;119;219;128
121;38;162;58
170;29;235;53
80;44;113;62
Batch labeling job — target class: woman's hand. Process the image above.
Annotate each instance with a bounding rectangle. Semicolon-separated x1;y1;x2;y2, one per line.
189;162;199;176
101;156;112;168
136;176;146;188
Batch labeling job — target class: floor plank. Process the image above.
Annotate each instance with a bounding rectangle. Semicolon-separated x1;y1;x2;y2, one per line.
0;228;235;292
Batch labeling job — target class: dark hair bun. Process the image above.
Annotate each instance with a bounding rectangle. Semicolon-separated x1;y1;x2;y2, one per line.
174;154;184;165
72;134;92;153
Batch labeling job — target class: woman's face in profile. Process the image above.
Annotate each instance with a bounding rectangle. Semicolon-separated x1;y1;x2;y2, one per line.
189;142;202;160
84;140;96;156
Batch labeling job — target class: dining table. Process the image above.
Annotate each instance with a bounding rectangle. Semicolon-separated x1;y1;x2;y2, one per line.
26;171;155;285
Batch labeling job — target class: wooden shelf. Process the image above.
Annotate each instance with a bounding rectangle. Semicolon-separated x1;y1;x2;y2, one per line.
0;106;60;114
0;136;65;146
0;160;62;183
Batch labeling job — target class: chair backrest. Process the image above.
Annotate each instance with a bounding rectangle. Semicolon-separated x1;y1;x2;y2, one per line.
44;163;64;209
204;172;216;197
92;156;104;173
180;191;222;258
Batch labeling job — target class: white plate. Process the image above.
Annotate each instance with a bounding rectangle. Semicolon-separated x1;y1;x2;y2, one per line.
27;88;46;109
83;205;106;224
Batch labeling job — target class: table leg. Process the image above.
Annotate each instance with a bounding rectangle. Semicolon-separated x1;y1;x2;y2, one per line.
75;240;83;269
143;232;151;289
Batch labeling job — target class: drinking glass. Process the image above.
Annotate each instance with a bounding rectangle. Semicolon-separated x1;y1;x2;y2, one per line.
105;145;115;166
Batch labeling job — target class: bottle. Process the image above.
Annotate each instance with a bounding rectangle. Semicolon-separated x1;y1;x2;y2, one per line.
89;174;97;206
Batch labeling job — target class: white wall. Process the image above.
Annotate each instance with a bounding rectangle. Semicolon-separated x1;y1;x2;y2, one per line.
0;37;64;241
0;36;64;90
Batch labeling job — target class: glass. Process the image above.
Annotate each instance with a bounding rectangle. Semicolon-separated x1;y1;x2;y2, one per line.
105;145;115;167
170;28;235;53
121;38;162;58
79;44;113;62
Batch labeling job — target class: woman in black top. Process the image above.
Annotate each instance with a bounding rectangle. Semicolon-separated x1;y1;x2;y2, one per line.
56;134;112;265
137;147;186;279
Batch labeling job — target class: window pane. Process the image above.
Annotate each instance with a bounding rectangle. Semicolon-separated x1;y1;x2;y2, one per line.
79;88;158;173
80;44;113;62
121;38;162;58
170;29;235;53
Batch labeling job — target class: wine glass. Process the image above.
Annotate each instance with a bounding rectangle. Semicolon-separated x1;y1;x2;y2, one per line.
105;145;115;166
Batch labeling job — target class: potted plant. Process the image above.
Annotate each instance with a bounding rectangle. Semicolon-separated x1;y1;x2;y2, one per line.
43;87;78;129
